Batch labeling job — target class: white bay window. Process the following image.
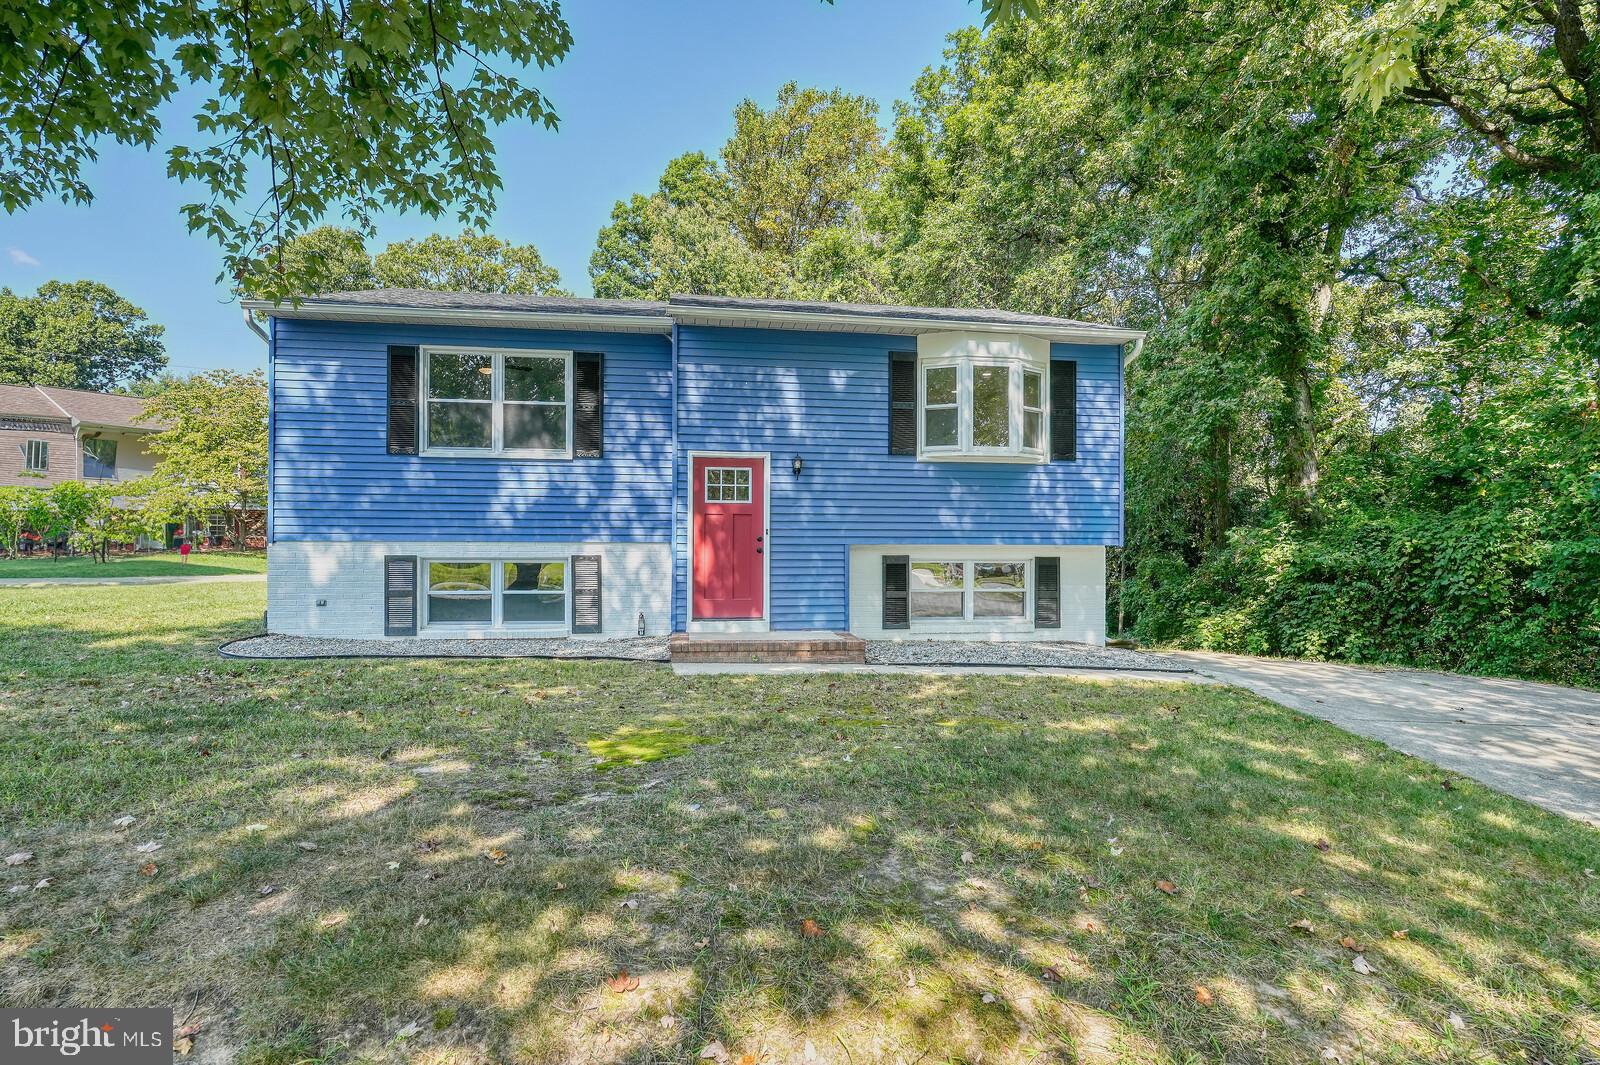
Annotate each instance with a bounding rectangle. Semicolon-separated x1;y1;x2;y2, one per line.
915;332;1049;462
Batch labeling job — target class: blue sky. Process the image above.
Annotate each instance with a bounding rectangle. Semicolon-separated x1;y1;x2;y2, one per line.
0;0;976;378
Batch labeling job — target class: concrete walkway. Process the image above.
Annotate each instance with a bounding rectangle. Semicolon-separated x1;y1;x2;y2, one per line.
0;573;265;588
1168;651;1600;826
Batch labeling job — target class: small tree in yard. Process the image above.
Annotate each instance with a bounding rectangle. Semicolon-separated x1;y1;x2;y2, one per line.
139;371;267;547
0;485;43;557
65;480;173;562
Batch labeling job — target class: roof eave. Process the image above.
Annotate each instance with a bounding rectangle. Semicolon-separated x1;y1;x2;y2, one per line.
241;298;673;335
668;304;1147;344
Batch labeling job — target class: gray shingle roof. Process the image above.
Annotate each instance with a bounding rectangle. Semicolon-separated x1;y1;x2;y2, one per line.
0;383;69;420
259;289;1142;340
305;289;668;317
665;294;1115;332
36;386;153;429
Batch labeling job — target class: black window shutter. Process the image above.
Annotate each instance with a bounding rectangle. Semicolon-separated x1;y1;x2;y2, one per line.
882;555;910;630
888;352;917;455
1034;557;1061;629
387;346;420;455
571;554;602;633
573;352;603;458
384;555;418;636
1050;359;1077;461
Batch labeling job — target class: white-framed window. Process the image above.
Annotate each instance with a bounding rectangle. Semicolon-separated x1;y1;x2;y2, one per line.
704;466;752;503
423;559;568;630
908;559;1029;622
918;357;1048;461
421;347;573;457
82;436;117;479
23;439;49;473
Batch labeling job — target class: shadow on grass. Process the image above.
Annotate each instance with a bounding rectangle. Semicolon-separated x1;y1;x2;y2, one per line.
1;601;1597;1065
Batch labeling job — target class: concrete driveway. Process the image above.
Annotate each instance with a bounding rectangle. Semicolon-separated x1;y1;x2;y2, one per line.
1167;651;1600;826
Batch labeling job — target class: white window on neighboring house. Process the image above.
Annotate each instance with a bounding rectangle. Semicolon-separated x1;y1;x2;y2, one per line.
22;439;48;473
908;559;1029;622
82;436;117;479
421;347;572;457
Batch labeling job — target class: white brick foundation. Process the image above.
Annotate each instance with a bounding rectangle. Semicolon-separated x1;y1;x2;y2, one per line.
268;540;671;639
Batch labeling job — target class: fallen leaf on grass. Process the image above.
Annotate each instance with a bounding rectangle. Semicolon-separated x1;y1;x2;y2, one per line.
1351;954;1376;975
484;848;507;865
395;1022;421;1040
619;898;638;910
173;1037;194;1056
134;842;161;854
1193;986;1214;1006
803;1039;818;1061
736;1055;759;1065
1041;966;1063;983
700;1040;729;1061
1288;887;1306;897
112;816;136;829
257;885;276;897
1390;929;1409;940
386;861;400;870
960;851;974;864
1154;879;1179;895
1447;1011;1466;1031
1339;936;1364;952
1289;919;1316;933
5;852;33;866
138;863;157;877
799;919;824;938
33;878;52;890
294;841;317;852
414;915;429;927
1082;874;1104;890
981;992;997;1004
606;969;640;994
245;823;268;833
1313;839;1332;852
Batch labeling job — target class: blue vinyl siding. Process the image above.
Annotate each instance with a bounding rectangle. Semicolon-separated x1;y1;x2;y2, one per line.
671;326;1123;631
270;318;672;542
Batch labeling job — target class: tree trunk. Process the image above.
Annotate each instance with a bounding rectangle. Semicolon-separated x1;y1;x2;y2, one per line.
1203;424;1233;549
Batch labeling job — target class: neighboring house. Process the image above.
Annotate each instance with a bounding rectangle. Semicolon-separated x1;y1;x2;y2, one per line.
246;291;1143;643
0;384;158;487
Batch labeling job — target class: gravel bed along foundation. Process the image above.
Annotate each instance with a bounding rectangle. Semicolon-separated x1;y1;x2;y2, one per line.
221;633;671;661
865;639;1189;671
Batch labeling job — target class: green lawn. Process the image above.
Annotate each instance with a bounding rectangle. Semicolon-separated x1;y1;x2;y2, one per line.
0;550;266;579
1;584;1595;1065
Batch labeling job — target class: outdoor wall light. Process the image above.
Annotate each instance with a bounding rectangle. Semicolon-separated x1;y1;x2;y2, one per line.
792;454;804;477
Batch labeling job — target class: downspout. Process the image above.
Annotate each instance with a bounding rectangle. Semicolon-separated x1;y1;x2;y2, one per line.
243;306;269;344
669;322;681;634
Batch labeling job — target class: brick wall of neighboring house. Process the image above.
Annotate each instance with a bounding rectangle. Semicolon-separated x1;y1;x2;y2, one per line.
0;421;77;487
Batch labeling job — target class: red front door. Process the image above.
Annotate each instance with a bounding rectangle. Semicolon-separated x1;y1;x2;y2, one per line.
692;456;765;619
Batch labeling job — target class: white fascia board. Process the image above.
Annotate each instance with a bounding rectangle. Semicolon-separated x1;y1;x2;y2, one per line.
240;297;1147;347
670;305;1147;345
240;299;673;335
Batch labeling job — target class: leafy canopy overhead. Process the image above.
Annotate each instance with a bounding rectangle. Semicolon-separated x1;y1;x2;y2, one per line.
0;280;167;391
1;0;572;302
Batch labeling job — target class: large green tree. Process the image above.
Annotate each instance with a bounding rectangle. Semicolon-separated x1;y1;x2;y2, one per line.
589;84;887;301
246;227;568;298
0;280;167;390
2;0;572;301
139;370;267;546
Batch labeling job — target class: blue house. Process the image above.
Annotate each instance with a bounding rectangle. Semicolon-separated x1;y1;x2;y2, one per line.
245;291;1142;646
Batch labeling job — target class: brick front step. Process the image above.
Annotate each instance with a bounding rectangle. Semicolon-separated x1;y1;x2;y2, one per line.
669;631;866;664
